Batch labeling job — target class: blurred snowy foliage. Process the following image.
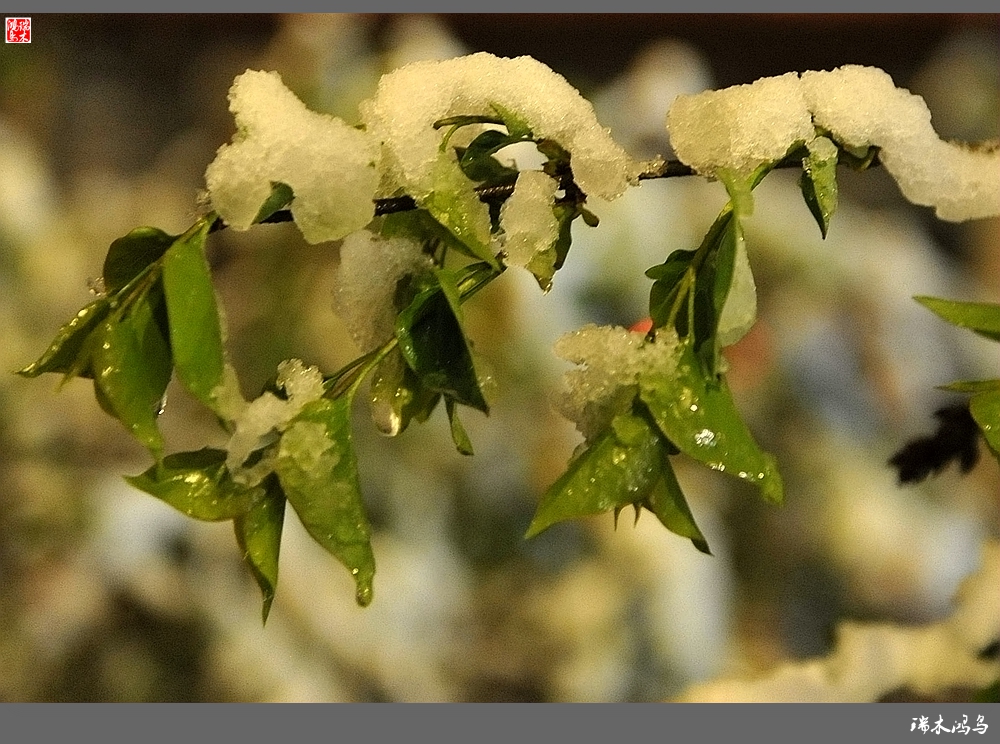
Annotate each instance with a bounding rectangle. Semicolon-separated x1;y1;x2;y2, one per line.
1;14;997;702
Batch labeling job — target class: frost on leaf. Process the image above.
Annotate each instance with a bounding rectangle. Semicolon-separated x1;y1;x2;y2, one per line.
495;169;559;271
205;69;378;243
667;65;1000;222
225;358;326;484
360;52;640;250
332;229;434;354
553;324;679;442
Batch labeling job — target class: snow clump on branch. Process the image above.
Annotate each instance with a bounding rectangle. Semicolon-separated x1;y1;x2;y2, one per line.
360;52;641;250
205;70;378;243
667;65;1000;222
554;324;679;442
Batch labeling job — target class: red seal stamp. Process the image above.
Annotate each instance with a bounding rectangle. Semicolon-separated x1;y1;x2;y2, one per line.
5;17;31;43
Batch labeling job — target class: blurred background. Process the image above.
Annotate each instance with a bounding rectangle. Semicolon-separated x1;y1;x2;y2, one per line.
0;13;997;702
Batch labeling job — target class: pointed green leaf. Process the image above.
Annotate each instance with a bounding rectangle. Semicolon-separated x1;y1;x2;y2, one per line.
456;129;520;183
102;226;175;294
715;218;756;349
799;136;839;238
446;398;474;456
274;397;375;607
938;379;1000;394
125;448;260;521
395;270;489;414
253;182;294;224
162;219;226;411
424;187;499;269
915;296;1000;342
377;207;485;263
18;296;112;380
639;337;783;504
368;349;441;436
234;476;286;623
643;457;711;555
92;286;172;457
647;250;696;330
526;412;662;538
970;390;1000;460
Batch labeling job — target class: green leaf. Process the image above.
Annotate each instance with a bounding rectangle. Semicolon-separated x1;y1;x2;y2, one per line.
253;182;294;224
642;457;711;555
125;448;260;521
92;285;173;457
368;349;440;436
17;296;112;380
102;226;175;294
274;397;375;607
234;476;286;623
691;212;740;373
377;208;480;262
647;249;696;330
714;218;756;349
456;129;520;183
799;136;839;238
526;412;663;538
423;188;499;269
915;296;1000;342
488;101;533;140
639;336;783;504
970;390;1000;460
446;398;475;456
718;169;754;220
395;270;489;414
938;379;1000;394
162;219;226;411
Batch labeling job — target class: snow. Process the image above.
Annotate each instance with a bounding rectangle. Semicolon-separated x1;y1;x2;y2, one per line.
225;358;326;483
496;169;559;269
667;65;1000;222
667;72;813;179
360;52;640;249
553;324;679;441
204;70;378;243
678;539;1000;702
332;229;434;354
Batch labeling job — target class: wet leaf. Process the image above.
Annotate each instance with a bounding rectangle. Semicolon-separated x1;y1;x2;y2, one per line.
395;270;489;414
970;390;1000;460
92;286;173;457
799;136;839;238
125;448;260;521
378;208;480;262
423;188;500;269
915;296;1000;342
446;398;474;456
162;219;226;411
17;296;112;380
274;397;375;607
643;457;711;555
234;476;286;623
102;226;175;294
368;350;440;436
639;337;783;504
526;412;662;538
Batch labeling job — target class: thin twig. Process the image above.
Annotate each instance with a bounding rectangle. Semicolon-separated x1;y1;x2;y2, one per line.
212;152;882;228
